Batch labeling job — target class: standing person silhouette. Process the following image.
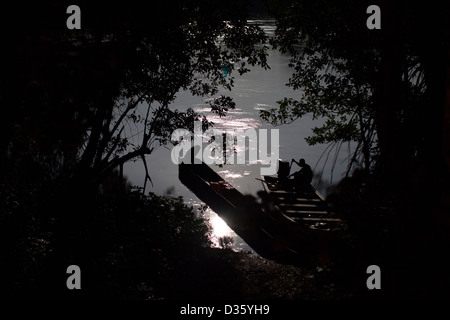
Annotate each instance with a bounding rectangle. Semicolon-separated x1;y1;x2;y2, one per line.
289;158;313;193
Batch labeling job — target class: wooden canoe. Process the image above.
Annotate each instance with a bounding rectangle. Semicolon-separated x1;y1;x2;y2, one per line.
258;175;345;264
179;162;294;261
260;175;342;232
178;162;343;264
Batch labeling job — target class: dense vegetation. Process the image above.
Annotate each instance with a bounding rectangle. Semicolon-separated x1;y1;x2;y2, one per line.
261;0;450;298
1;178;212;299
0;0;268;299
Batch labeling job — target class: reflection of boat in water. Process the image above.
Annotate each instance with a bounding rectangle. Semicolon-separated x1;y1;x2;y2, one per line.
178;161;344;264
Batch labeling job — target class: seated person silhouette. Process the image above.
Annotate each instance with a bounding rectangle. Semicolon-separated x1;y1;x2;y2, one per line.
289;158;313;193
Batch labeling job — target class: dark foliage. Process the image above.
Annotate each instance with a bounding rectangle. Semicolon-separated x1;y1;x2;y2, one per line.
0;177;212;299
0;0;268;299
260;0;450;298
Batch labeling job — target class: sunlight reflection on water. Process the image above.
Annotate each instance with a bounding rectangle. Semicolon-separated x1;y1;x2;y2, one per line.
189;199;251;252
193;106;260;131
210;216;232;239
218;170;243;179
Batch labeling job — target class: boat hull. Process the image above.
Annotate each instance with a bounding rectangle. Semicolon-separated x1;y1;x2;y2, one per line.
178;163;343;265
179;163;295;261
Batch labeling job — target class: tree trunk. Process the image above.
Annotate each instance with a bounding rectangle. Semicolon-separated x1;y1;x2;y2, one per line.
373;0;405;181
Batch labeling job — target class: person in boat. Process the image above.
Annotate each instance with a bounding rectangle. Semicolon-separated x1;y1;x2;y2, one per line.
289;158;313;193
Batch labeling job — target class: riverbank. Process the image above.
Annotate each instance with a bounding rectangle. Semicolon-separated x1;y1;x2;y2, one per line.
3;171;449;300
138;247;357;300
0;180;352;300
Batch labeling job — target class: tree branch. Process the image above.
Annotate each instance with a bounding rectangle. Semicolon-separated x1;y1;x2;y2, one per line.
141;154;153;194
109;94;147;145
95;145;151;185
102;125;125;164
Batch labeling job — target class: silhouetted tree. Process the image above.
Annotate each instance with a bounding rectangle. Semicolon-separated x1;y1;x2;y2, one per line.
0;0;269;298
261;0;448;183
1;1;268;190
261;0;450;298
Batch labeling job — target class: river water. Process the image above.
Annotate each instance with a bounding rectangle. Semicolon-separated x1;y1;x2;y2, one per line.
123;20;351;252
